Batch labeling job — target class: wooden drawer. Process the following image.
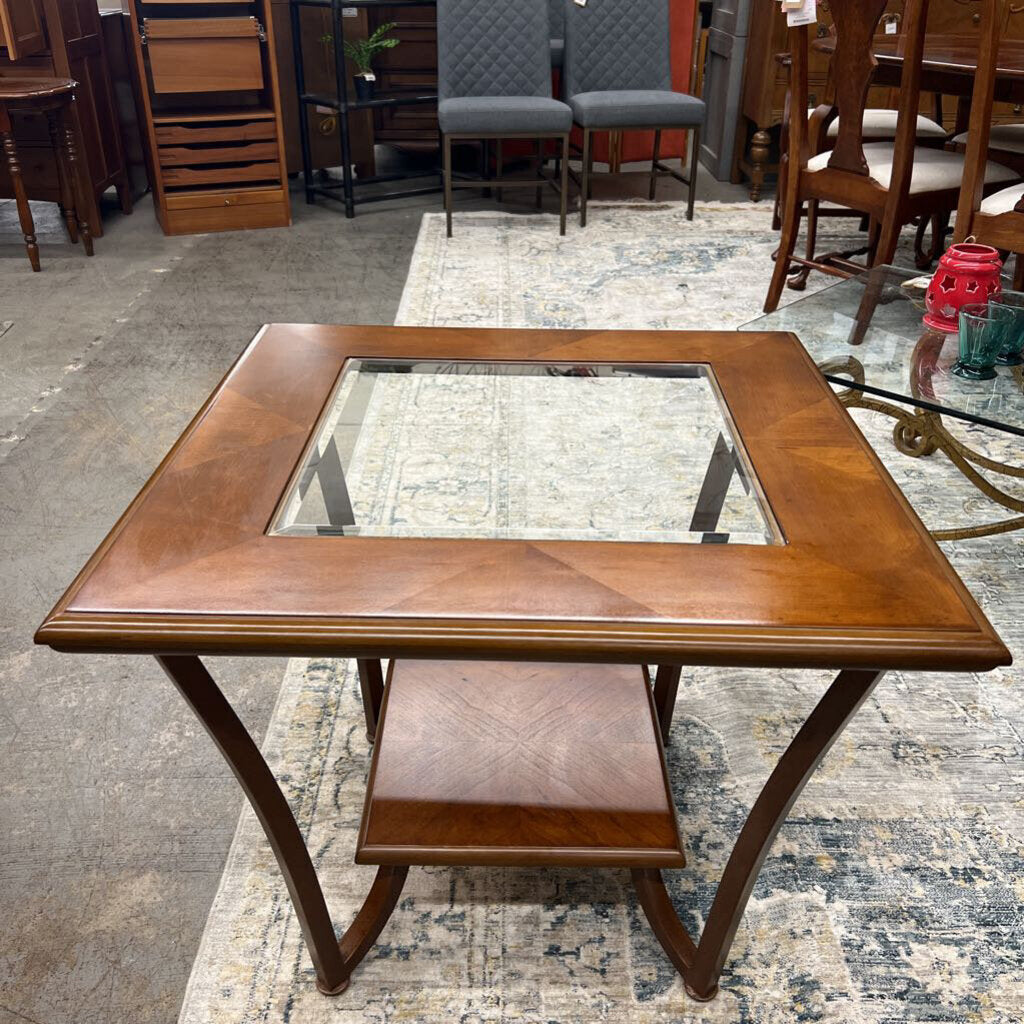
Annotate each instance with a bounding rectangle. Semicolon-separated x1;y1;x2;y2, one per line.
162;185;289;233
155;119;277;144
161;160;279;187
159;141;279;165
144;17;264;93
165;184;285;210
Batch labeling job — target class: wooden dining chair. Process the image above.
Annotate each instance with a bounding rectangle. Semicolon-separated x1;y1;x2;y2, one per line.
765;0;1017;313
954;0;1024;289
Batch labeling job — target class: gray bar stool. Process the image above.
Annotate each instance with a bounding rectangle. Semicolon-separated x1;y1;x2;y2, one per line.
437;0;572;236
563;0;706;225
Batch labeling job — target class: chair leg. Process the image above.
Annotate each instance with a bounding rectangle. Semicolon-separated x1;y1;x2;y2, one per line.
650;129;661;201
443;134;453;238
559;133;568;235
58;106;92;257
874;215;902;268
867;218;882;263
47;109;78;244
765;181;801;313
536;138;543;209
580;127;591;227
1014;253;1024;291
1;105;40;271
687;126;700;221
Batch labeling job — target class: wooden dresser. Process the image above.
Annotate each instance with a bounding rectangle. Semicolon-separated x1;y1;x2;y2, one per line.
0;0;130;236
124;0;291;234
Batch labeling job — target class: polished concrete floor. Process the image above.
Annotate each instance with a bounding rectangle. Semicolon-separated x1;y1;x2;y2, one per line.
0;156;755;1024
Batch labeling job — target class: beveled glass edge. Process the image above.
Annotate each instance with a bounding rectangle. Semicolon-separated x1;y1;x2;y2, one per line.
266;357;787;546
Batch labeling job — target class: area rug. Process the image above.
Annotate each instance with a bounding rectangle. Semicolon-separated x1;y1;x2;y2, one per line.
178;204;1024;1023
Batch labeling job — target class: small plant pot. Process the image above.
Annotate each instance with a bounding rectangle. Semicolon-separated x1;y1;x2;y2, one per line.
353;75;375;102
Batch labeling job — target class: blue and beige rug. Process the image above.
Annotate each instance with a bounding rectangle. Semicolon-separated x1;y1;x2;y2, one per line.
178;205;1024;1023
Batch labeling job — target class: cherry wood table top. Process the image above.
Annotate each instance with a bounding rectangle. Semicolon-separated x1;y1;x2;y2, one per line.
35;324;1009;672
814;35;1024;99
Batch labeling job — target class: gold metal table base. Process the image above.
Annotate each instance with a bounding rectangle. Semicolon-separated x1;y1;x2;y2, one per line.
835;386;1024;541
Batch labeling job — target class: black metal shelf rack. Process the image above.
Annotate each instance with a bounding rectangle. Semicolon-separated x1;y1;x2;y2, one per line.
290;0;440;217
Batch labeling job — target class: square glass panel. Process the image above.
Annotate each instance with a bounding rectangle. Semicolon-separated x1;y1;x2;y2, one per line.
269;360;781;545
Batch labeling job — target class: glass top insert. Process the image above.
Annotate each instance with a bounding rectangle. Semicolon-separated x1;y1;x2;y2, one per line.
740;265;1024;436
269;360;781;545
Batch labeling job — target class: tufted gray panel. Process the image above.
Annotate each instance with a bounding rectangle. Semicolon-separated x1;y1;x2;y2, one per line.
549;0;565;40
437;0;553;100
563;0;673;96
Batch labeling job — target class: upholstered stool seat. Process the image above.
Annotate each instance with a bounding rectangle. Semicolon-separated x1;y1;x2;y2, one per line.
826;109;947;139
981;182;1024;215
569;89;705;129
438;95;572;135
806;142;1016;194
357;661;685;868
953;122;1024;153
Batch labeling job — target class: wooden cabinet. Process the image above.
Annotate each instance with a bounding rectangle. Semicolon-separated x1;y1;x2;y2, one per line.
0;0;130;236
0;0;46;59
125;0;291;234
367;4;437;149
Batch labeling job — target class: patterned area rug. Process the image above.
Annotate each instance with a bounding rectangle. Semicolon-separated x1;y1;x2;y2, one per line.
178;205;1024;1023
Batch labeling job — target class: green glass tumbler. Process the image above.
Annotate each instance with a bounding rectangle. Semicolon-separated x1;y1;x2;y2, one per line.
990;289;1024;366
953;303;1014;381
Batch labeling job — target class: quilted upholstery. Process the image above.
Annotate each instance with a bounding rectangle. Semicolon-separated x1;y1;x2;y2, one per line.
953;123;1024;154
437;0;552;100
569;89;704;128
439;96;572;134
563;0;672;96
981;182;1024;215
806;142;1017;195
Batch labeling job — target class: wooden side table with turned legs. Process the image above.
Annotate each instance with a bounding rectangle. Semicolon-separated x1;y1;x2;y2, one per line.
0;76;93;271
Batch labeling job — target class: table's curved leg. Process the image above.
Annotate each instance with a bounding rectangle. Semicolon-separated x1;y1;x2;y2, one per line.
328;865;409;995
633;669;884;1001
156;655;348;992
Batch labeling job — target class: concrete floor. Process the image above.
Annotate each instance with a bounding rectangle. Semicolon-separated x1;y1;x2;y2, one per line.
0;156;755;1024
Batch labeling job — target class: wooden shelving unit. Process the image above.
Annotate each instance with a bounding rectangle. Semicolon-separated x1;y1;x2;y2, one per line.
125;0;291;234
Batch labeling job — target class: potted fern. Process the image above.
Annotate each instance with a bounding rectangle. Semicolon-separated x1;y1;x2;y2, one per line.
343;22;399;102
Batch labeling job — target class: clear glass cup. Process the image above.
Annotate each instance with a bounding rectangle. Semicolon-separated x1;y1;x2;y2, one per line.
953;302;1015;381
989;290;1024;366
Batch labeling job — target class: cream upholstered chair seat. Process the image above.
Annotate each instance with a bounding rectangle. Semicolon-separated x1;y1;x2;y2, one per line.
953;122;1024;153
824;109;946;139
807;142;1016;194
981;182;1024;215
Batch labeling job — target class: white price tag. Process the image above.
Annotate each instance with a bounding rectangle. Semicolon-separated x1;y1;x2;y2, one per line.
885;19;898;34
786;0;817;27
341;6;357;16
362;72;376;82
573;0;587;7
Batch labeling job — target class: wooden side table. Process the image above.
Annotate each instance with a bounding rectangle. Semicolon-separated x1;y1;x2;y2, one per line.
0;76;93;271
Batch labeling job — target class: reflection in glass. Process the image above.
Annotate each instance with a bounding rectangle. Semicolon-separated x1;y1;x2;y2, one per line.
269;360;781;546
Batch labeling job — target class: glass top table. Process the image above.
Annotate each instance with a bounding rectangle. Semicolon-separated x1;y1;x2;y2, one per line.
740;265;1024;438
270;359;781;546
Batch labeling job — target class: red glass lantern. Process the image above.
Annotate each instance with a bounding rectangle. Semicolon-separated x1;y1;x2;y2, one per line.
924;242;1004;332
